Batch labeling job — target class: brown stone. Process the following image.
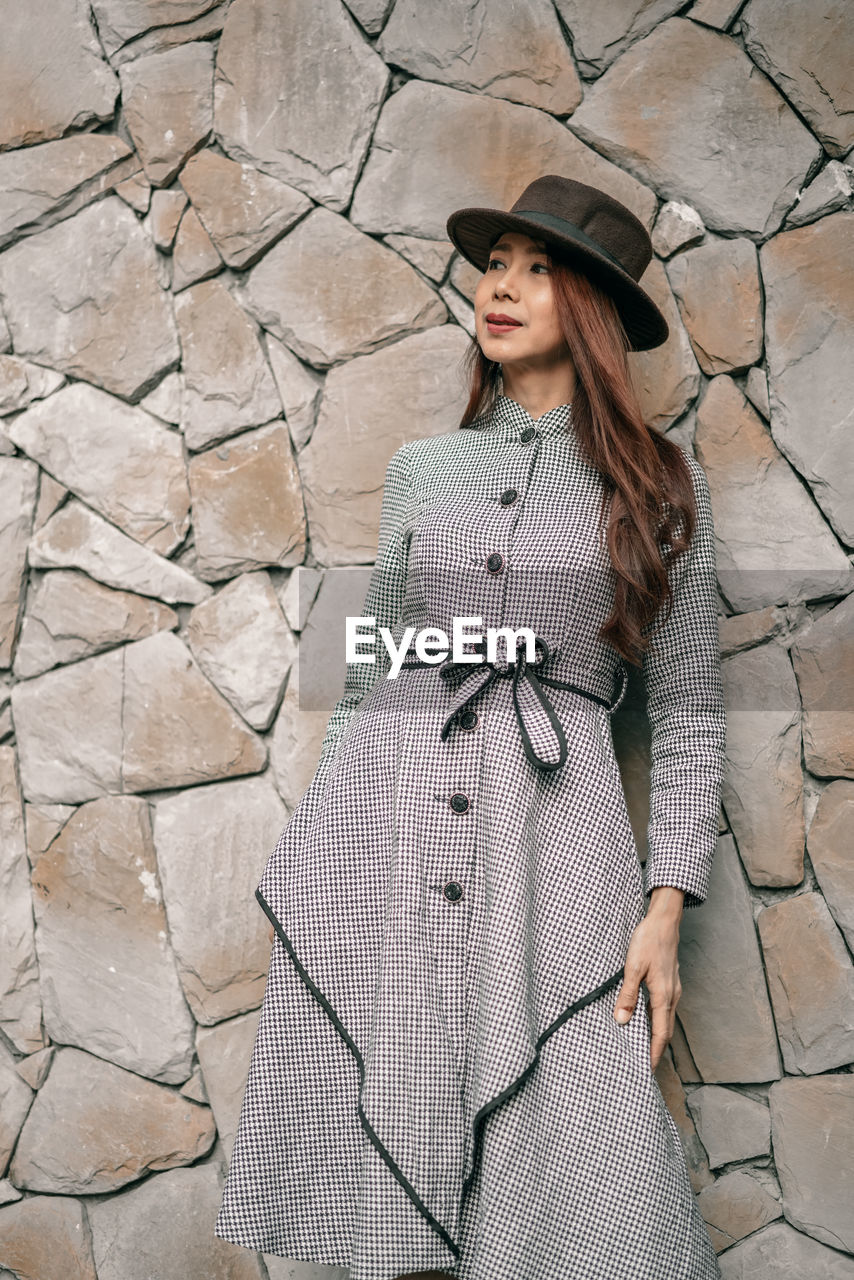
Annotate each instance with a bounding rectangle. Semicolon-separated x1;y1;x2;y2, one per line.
350;80;658;242
178;148;312;269
0;458;38;669
0;197;180;400
378;0;582;113
718;1219;854;1278
769;1074;854;1253
627;258;700;431
552;0;685;75
569;17;821;236
171;205;223;292
698;1168;781;1250
761;213;854;545
188;423;307;580
0;0;118;150
741;0;854;158
790;592;854;779
89;0;221;57
215;0;389;210
666;237;762;375
808;780;854;953
119;42;214;187
0;1195;97;1280
240;206;447;368
758;891;854;1073
9;1047;216;1194
686;1084;771;1168
148;188;187;251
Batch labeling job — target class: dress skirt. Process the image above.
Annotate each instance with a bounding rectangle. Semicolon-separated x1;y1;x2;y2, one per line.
215;928;722;1280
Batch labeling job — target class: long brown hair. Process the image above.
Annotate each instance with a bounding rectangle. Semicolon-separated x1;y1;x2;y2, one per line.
458;255;698;669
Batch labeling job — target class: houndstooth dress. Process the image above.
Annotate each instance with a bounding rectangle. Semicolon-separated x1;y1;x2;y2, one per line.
215;393;727;1279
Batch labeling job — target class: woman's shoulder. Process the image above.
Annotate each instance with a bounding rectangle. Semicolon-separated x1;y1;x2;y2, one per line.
386;425;482;473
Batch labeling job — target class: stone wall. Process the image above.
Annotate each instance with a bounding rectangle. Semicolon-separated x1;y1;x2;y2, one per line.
1;1;853;1277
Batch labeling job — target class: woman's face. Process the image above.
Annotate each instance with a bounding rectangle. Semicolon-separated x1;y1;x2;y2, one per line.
473;230;570;370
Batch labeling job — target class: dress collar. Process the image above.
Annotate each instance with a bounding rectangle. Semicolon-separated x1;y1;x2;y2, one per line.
477;393;574;442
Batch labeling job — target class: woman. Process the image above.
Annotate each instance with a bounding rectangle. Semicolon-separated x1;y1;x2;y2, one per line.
216;175;727;1280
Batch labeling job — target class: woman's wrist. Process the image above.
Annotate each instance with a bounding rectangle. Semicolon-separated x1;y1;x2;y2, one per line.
646;885;685;922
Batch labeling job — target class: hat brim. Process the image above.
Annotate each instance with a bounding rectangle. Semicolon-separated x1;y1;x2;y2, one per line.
446;207;669;352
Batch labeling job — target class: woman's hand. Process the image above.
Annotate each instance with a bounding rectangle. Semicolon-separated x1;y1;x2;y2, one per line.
613;886;684;1071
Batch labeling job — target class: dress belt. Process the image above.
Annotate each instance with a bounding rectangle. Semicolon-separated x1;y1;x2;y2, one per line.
399;634;628;774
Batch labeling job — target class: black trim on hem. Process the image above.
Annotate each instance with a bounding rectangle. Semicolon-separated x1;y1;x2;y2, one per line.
255;885;624;1255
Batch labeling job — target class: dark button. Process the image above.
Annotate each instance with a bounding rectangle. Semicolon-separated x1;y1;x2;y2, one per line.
520;427;537;442
449;792;470;814
499;488;518;506
458;709;479;731
486;551;504;573
443;880;464;902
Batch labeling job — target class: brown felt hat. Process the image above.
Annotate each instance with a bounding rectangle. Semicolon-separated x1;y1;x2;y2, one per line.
446;174;669;351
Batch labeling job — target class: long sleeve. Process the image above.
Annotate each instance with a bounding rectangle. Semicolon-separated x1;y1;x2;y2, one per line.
315;440;414;771
641;452;727;910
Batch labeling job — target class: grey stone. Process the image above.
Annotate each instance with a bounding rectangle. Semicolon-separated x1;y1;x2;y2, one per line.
110;6;230;68
147;187;187;250
666;238;762;375
87;1161;265;1279
301;325;471;565
188;423;307;580
171;204;223;292
343;0;392;35
0;197;180;400
13;569;178;680
196;1007;261;1159
178;148;313;269
0;356;65;415
790;593;854;780
28;499;212;605
744;366;769;420
9;1047;215;1194
698;1168;781;1250
741;0;854;158
653;1051;713;1192
14;1046;54;1091
569;18;822;236
185;571;295;730
350;80;658;242
121;631;268;793
140;370;183;425
7;382;190;555
686;1084;771;1168
264;335;324;453
240;206;447;368
0;458;38;669
718;1219;854;1279
12;648;124;803
378;0;582;113
119;42;214;187
808;780;854;952
0;134;136;250
90;0;221;57
0;745;44;1056
440;283;476;337
0;1178;22;1206
0;1038;34;1177
114;170;152;214
677;835;781;1082
758;891;854;1074
12;632;265;803
786;161;854;229
152;773;285;1023
761;212;854;544
651;200;705;259
32;471;68;531
384;234;456;282
0;1194;97;1280
215;0;389;210
769;1074;854;1253
695;376;853;611
23;806;75;867
0;0;119;150
552;0;685;76
277;566;323;635
717;643;804;888
30;795;196;1083
689;0;744;30
176;279;282;450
